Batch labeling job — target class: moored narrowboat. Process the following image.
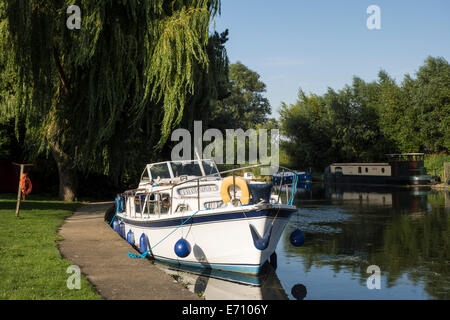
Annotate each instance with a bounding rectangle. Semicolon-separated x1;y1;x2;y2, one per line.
325;153;437;186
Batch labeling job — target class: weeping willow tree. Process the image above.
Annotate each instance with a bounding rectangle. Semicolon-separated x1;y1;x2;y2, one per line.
0;0;225;200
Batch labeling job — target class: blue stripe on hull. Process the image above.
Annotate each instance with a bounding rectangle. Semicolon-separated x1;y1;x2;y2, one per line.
118;208;294;275
121;208;295;229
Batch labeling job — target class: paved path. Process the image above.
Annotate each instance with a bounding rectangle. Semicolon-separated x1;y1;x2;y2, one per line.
58;202;199;300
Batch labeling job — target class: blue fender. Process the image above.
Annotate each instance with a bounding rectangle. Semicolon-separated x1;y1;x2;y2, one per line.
249;224;273;251
127;230;135;246
139;234;148;254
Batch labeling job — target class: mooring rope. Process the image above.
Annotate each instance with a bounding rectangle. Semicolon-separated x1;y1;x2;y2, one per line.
109;197;121;227
127;209;201;259
288;173;299;205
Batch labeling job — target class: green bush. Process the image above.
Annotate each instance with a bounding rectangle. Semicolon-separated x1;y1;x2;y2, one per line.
425;153;450;180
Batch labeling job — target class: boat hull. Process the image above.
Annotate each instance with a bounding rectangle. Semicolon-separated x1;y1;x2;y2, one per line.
272;172;312;185
117;207;295;274
325;173;436;185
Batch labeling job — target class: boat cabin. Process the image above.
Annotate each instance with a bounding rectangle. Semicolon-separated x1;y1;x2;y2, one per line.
139;160;221;188
386;153;428;177
327;163;392;177
325;153;435;185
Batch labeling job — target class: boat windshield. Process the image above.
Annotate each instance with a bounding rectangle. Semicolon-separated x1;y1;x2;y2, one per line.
171;160;219;178
202;160;220;176
149;163;171;180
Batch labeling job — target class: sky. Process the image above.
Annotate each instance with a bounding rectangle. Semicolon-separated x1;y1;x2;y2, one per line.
212;0;450;117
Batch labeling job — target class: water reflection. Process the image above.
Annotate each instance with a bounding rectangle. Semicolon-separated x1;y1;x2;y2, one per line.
291;284;308;300
153;261;291;300
154;183;449;300
284;183;449;300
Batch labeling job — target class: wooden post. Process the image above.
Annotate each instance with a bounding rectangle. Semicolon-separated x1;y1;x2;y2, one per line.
12;163;33;218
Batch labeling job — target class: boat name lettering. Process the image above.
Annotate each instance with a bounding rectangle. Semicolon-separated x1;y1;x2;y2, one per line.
178;184;218;195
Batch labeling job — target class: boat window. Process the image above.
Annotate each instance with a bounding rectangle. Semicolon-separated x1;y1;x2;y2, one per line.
202;160;220;176
171;161;203;177
335;167;343;173
160;194;170;214
204;200;223;210
175;204;191;212
145;194;158;215
358;167;362;174
141;168;151;182
365;168;369;173
382;168;385;173
150;164;171;180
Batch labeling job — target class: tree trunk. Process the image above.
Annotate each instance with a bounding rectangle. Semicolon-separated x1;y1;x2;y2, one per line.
49;139;77;202
49;50;76;201
55;157;77;202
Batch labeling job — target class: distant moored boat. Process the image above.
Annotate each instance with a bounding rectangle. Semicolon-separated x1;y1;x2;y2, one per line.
271;170;312;186
324;153;437;185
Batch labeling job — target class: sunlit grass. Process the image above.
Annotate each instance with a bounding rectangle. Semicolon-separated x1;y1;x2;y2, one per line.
0;196;102;300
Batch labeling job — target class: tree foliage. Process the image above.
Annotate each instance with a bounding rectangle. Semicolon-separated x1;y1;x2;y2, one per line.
280;57;450;170
0;0;225;199
209;61;271;130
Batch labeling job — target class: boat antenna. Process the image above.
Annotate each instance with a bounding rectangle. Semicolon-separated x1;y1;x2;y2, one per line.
194;145;206;177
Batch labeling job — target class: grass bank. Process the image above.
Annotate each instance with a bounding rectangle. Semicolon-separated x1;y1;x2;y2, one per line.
425;153;450;181
0;196;101;299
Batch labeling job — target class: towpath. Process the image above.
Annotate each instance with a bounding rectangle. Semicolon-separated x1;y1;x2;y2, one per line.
58;202;199;300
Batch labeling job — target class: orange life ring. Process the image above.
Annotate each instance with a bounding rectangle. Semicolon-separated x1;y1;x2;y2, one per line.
20;173;32;199
220;176;250;205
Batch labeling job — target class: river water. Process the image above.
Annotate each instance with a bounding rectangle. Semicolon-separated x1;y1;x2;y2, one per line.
155;183;449;300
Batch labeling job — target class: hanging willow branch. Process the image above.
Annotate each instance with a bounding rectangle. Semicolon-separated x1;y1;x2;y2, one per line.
0;0;223;179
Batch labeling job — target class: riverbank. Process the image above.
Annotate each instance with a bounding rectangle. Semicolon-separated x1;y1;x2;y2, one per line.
58;202;199;300
0;198;101;299
431;183;449;191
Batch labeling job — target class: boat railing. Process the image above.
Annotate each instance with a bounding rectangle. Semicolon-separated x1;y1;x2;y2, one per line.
118;164;298;218
121;189;172;220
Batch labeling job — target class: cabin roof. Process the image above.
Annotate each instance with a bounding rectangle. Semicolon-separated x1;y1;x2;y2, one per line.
385;153;424;156
146;159;215;166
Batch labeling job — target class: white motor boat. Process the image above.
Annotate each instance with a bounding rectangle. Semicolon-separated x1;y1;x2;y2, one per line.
112;160;298;275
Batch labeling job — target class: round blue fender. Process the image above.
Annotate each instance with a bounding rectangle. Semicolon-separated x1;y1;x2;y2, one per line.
174;238;191;258
290;228;305;247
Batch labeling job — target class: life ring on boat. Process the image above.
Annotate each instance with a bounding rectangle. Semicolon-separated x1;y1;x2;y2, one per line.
220;176;250;205
20;173;32;200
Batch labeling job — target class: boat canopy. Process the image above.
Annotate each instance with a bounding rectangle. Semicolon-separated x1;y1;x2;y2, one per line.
142;159;220;183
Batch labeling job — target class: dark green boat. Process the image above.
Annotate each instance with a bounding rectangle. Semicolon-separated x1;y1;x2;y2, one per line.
325;153;437;185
